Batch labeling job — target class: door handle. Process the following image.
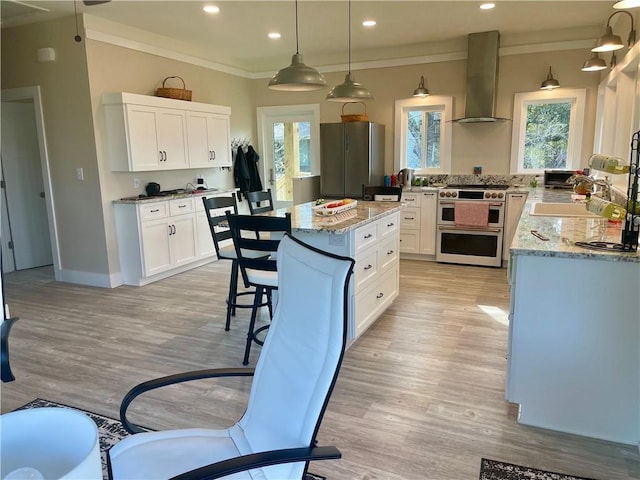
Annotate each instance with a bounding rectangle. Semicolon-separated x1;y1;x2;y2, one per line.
269;168;274;185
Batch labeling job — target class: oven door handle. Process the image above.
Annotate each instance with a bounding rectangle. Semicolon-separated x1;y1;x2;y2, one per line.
438;226;502;233
439;201;504;207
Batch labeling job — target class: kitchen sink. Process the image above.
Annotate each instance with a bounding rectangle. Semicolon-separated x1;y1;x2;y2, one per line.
529;202;600;218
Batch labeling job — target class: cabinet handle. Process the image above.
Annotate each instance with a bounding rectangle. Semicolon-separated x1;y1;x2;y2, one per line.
363;264;372;270
403;216;415;221
211;150;216;160
376;292;384;299
387;222;394;227
150;209;160;213
406;198;415;202
363;233;373;239
168;225;172;236
159;151;163;162
511;195;525;198
178;204;187;208
172;224;176;234
423;193;435;197
164;151;168;161
387;250;394;255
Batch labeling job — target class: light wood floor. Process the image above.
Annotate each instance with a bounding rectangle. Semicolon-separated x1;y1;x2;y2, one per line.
2;259;638;479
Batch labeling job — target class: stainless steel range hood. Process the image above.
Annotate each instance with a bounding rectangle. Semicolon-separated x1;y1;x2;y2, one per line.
454;31;509;123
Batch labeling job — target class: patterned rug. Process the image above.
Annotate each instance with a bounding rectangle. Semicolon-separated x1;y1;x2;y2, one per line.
18;398;326;480
480;458;598;480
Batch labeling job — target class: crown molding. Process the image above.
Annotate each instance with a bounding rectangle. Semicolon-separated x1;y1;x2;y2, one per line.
86;28;598;80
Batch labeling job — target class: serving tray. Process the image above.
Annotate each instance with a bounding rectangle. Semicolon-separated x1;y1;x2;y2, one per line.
312;200;358;216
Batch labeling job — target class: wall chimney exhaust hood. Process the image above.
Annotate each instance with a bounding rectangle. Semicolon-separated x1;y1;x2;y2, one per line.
454;30;509;123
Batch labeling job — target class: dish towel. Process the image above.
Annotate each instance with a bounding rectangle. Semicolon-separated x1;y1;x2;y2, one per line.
454;201;489;228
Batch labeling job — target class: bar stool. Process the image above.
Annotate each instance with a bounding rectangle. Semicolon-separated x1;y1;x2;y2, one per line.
225;211;291;365
202;195;267;331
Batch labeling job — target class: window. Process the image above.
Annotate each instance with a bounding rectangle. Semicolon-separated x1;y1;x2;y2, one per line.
510;89;586;174
395;96;452;174
257;104;320;208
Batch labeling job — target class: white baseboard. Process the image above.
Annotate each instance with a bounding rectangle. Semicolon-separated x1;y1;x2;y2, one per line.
58;269;121;288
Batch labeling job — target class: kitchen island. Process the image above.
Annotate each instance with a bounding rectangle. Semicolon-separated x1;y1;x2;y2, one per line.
506;189;640;445
261;201;403;344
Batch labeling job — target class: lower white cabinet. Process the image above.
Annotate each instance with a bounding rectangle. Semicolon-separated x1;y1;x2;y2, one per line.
399;190;437;256
115;197;216;286
503;192;528;260
352;212;399;338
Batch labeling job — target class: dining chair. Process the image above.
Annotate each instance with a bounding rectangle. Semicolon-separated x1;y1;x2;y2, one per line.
225;211;292;365
202;195;268;331
246;189;274;215
108;234;355;480
362;185;403;201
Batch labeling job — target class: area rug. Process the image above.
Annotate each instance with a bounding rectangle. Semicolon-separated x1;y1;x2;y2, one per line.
17;398;325;480
480;458;598;480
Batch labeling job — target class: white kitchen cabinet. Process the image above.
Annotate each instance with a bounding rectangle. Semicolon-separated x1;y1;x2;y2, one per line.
503;192;528;260
186;112;231;168
115;196;216;286
103;92;231;172
399;192;421;254
419;191;437;255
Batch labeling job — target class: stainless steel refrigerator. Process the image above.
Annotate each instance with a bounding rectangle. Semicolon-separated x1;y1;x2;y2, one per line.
320;122;385;198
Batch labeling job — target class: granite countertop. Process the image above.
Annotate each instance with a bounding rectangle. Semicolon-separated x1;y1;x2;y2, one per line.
114;188;237;204
511;188;639;263
261;201;404;234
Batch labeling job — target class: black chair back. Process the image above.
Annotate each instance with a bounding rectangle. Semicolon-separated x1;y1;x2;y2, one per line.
225;212;292;288
362;185;403;201
246;189;274;215
202;195;238;257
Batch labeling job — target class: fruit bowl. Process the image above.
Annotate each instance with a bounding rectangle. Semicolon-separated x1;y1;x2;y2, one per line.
312;199;357;216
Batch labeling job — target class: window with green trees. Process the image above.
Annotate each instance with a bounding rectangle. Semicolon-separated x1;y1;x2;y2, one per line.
407;111;441;169
510;89;586;174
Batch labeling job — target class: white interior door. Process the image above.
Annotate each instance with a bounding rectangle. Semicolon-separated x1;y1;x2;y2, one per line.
1;100;53;271
257;105;321;210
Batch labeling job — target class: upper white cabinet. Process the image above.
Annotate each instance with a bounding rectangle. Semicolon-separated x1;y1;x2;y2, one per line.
103;92;231;172
186;112;231;168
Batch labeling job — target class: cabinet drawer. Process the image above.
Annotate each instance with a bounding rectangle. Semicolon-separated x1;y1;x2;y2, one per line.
354;247;379;292
354;221;378;254
400;208;420;229
355;267;398;336
402;192;421;207
400;231;419;253
380;212;399;238
139;202;168;221
169;198;195;216
380;236;398;273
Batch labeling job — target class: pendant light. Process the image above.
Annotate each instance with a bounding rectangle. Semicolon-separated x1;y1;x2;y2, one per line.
592;11;636;53
268;0;327;91
540;66;560;90
412;76;430;97
581;52;607;72
326;0;373;102
614;0;640;8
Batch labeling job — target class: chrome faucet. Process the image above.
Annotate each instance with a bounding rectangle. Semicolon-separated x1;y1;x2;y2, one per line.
567;175;612;201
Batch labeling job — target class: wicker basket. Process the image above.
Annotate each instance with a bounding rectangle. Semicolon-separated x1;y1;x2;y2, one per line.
156;76;192;101
341;102;368;122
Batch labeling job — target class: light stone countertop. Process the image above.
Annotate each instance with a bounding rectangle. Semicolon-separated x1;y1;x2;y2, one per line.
260;201;404;235
113;188;238;204
511;188;639;263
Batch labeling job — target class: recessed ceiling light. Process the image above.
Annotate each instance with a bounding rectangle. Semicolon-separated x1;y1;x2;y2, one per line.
480;3;495;10
362;20;376;27
203;5;220;14
268;32;281;39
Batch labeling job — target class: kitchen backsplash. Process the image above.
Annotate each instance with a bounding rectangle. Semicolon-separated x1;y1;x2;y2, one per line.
412;174;537;187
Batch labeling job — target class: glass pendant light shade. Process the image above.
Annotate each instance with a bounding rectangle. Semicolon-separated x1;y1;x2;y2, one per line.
326;0;373;102
592;26;625;52
412;76;430;97
540;66;560;90
581;52;608;72
268;0;327;91
268;53;328;91
326;73;374;101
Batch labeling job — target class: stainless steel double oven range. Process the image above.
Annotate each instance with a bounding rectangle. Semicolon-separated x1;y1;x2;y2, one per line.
435;184;507;267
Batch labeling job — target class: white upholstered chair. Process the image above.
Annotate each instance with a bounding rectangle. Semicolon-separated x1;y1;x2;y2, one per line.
107;234;355;480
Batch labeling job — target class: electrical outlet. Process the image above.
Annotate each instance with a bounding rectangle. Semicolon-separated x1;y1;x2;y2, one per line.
196;177;204;185
133;178;140;189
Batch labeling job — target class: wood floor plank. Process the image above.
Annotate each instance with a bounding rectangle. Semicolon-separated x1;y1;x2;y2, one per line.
1;258;638;479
